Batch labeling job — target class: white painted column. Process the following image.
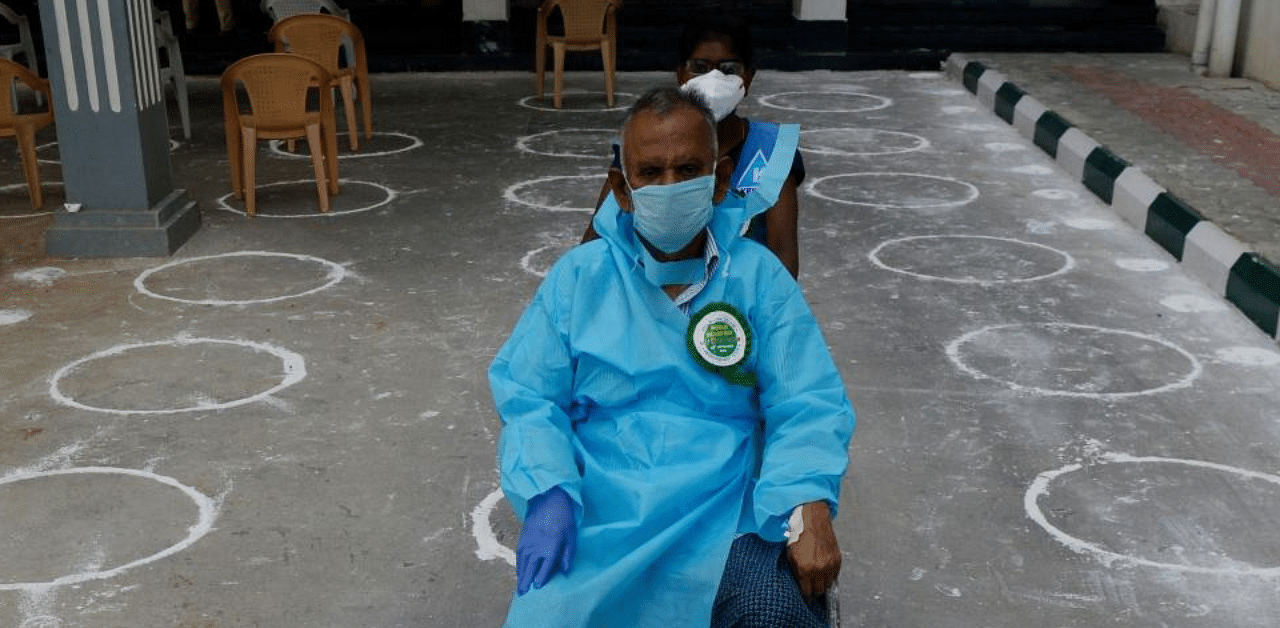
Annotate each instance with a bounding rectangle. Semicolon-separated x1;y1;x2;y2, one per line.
793;0;845;21
463;0;506;21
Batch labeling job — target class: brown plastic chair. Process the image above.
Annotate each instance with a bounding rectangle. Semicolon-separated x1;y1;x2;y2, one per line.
221;53;339;216
0;58;53;209
535;0;620;108
268;13;372;151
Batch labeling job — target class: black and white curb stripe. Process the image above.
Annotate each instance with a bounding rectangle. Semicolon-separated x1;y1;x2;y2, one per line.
946;53;1280;341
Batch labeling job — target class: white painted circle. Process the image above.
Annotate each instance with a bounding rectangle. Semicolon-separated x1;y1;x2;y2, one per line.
868;235;1075;284
0;182;62;218
267;131;424;159
1032;189;1077;200
50;337;306;414
0;466;217;589
800;128;930;157
757;91;892;114
1063;218;1117;230
518;92;634;112
805;173;980;209
504;174;605;213
1161;294;1229;313
908;72;943;79
19;616;60;628
12;267;66;286
515;128;616;159
36;141;178;164
134;251;347;306
1026;453;1280;575
1114;258;1170;272
1214;346;1280;366
946;323;1202;398
215;179;397;218
1011;165;1057;176
940;105;976;115
472;488;516;566
986;142;1027;152
0;309;32;325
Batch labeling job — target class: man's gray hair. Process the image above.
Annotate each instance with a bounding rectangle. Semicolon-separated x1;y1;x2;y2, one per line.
619;86;718;171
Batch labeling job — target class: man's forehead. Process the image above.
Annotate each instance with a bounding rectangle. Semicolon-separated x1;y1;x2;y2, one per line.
622;106;714;158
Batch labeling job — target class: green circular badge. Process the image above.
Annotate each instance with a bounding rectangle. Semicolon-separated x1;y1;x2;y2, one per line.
688;303;755;386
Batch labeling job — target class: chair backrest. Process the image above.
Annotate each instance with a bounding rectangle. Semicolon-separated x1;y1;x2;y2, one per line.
268;13;363;72
0;56;45;118
0;3;22;26
221;53;331;130
262;0;350;22
544;0;615;44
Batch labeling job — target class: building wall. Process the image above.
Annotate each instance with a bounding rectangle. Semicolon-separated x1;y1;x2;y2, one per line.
1240;0;1280;87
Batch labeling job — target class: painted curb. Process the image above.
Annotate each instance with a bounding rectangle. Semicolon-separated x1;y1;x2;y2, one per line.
949;54;1280;344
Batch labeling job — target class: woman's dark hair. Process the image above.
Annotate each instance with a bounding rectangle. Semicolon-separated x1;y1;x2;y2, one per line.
677;13;754;69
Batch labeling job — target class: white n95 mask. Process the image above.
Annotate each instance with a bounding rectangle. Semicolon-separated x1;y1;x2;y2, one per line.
629;175;716;254
681;70;745;121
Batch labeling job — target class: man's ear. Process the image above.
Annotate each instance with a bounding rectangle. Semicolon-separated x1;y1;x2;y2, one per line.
713;155;733;204
613;170;633;212
741;69;756;95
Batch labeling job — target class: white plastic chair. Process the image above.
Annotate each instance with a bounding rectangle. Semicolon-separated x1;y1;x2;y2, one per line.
0;2;41;107
260;0;354;66
154;9;191;139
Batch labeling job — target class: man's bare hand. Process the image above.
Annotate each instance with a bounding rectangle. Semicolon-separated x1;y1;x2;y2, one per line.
786;501;841;599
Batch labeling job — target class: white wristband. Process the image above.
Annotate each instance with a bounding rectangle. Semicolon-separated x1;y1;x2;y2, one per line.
785;506;805;545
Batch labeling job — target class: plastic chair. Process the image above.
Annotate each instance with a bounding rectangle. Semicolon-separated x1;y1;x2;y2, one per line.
535;0;620;108
268;13;372;151
220;53;339;216
261;0;354;73
154;9;191;139
0;58;53;209
0;3;41;107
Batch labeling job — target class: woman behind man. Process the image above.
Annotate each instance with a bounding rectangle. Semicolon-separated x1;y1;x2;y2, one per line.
584;13;805;279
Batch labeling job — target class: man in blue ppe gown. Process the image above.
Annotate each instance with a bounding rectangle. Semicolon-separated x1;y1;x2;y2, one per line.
490;86;855;627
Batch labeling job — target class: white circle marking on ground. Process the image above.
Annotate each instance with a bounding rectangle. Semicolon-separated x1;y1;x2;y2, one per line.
472;487;516;566
214;180;397;218
799;128;931;157
868;235;1075;284
1011;165;1057;175
1161;294;1230;313
267;131;424;159
0;466;217;590
1214;347;1280;366
49;337;307;414
504;174;604;213
1026;453;1280;576
518;92;634;112
805;173;980;209
0;182;63;218
133;251;347;306
1114;258;1171;272
946;323;1203;399
908;72;943;79
985;142;1027;152
757;91;892;113
12;267;66;286
520;243;560;278
941;105;976;115
515;128;616;159
1063;218;1117;230
1031;189;1078;200
0;309;32;325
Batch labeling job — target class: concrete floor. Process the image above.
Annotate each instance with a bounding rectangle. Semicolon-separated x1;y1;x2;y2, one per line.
2;63;1280;627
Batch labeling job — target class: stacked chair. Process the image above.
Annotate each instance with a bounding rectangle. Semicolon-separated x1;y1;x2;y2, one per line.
0;58;53;209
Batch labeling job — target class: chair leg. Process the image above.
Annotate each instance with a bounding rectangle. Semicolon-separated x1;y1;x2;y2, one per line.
224;112;243;199
305;123;330;213
338;78;358;151
15;124;42;209
535;37;546;99
553;43;565;109
324;117;340;197
602;44;615;107
358;73;373;141
241;127;258;216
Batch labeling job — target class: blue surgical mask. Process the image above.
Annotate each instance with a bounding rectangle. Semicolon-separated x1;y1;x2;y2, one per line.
629;175;716;254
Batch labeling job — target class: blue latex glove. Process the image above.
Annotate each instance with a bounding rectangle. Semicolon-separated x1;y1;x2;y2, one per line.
516;486;577;595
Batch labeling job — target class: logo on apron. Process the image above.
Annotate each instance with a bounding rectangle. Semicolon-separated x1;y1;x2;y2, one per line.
687;302;756;387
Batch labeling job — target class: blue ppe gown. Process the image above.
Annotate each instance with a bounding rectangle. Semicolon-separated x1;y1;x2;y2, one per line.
490;192;854;628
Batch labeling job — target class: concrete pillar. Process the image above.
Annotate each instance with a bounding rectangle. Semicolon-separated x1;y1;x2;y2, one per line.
463;0;506;22
38;0;199;258
794;0;846;21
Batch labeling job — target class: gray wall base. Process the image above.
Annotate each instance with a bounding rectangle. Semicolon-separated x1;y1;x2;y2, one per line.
45;190;201;258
